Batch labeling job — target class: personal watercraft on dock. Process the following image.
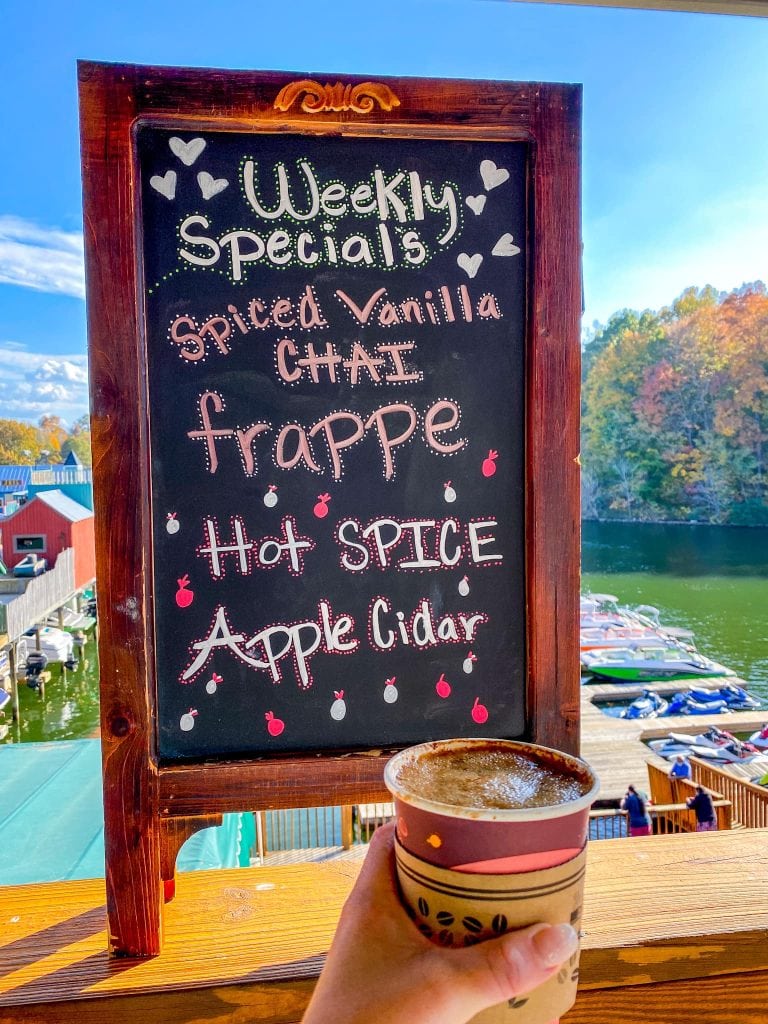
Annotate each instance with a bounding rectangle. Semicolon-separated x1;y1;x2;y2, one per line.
620;690;669;719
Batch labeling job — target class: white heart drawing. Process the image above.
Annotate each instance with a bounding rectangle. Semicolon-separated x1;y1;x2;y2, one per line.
480;159;510;191
466;194;487;216
492;233;522;257
150;170;177;200
457;252;483;279
169;137;206;166
198;171;229;199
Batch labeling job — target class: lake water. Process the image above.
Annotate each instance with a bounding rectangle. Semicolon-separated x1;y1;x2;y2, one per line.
2;522;766;743
1;634;101;745
583;521;768;702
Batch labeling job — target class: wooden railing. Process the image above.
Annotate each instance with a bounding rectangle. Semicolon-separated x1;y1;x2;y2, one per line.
4;829;768;1023
590;800;732;837
648;758;768;829
257;806;354;859
0;548;75;640
258;796;739;859
689;757;768;828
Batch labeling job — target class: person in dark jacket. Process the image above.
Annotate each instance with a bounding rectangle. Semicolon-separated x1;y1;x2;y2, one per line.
620;783;652;836
686;785;717;831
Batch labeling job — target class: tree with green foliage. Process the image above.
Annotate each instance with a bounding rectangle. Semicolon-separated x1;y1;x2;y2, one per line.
60;414;93;466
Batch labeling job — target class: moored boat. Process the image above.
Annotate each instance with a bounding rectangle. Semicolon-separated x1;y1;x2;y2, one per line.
18;627;76;667
582;643;735;683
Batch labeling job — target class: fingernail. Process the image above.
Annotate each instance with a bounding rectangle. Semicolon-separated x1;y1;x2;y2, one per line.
531;924;579;967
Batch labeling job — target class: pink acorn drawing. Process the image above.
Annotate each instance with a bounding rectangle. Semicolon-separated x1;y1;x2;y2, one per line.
435;673;452;699
180;708;198;731
175;575;194;608
314;493;332;519
471;697;489;724
458;575;470;597
330;690;347;721
383;676;399;704
482;450;499;478
206;672;223;695
443;480;457;504
265;711;285;737
166;512;180;535
264;484;278;508
463;651;478;675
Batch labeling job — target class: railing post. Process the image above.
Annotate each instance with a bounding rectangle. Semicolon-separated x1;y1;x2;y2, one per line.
341;806;354;849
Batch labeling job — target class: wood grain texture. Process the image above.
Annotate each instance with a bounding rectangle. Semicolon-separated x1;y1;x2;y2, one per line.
78;62;163;959
2;830;768;1022
78;61;581;953
525;84;582;757
562;970;768;1024
522;0;768;15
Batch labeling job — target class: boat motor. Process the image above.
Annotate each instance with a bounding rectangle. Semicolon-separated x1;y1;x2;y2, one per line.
25;651;48;690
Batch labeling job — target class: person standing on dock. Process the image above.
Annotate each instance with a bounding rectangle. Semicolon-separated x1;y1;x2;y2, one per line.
669;754;692;780
620;784;653;836
686;785;718;832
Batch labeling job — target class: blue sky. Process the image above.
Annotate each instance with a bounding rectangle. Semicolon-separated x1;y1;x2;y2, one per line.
1;0;767;424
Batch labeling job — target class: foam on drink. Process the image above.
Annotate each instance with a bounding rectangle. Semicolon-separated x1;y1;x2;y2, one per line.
394;743;590;810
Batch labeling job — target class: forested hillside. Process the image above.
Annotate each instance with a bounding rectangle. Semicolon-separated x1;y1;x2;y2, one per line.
581;283;768;525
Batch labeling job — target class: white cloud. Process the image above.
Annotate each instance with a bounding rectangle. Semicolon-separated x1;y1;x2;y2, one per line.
0;345;89;424
583;182;768;328
0;216;85;299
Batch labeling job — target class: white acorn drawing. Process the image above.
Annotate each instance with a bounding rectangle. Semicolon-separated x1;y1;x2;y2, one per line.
264;485;279;508
383;677;399;704
443;481;457;504
166;512;180;535
458;575;470;597
180;708;198;731
206;672;222;695
330;690;347;721
463;651;478;675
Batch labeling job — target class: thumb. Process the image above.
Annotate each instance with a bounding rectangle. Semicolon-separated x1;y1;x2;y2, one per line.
435;922;579;1019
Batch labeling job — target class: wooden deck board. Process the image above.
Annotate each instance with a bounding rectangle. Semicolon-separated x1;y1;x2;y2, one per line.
579;684;767;801
1;830;768;1022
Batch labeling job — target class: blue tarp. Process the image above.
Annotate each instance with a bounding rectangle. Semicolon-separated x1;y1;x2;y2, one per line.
0;740;251;885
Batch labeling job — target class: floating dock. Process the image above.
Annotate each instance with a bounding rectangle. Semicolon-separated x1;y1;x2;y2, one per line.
580;678;767;801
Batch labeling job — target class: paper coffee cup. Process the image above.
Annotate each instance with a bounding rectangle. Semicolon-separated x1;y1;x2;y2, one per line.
395;839;586;1024
384;738;598;1024
384;738;598;872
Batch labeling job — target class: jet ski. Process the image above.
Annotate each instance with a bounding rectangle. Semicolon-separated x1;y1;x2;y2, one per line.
665;692;727;716
621;689;669;720
688;683;761;711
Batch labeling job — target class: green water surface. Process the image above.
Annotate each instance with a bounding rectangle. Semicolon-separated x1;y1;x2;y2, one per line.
1;635;100;745
583;522;768;702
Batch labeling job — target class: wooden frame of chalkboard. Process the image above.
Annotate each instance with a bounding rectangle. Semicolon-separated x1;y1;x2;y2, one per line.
79;62;581;956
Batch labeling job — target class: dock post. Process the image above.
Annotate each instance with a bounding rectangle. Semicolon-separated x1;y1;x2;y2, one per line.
8;644;20;724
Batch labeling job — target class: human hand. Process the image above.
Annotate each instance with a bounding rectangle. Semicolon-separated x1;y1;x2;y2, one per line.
301;821;578;1024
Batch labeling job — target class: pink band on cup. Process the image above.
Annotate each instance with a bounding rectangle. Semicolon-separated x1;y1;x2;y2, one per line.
451;846;583;874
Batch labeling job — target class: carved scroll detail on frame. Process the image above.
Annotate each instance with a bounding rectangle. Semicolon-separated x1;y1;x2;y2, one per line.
274;80;401;114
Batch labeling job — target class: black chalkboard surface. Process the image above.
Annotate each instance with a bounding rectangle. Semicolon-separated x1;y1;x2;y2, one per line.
138;128;527;759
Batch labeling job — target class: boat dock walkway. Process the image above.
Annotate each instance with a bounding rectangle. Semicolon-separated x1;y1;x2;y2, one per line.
580;678;767;802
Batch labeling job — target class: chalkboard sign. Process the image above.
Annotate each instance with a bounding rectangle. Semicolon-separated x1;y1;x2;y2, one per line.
79;64;581;955
139;129;527;759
